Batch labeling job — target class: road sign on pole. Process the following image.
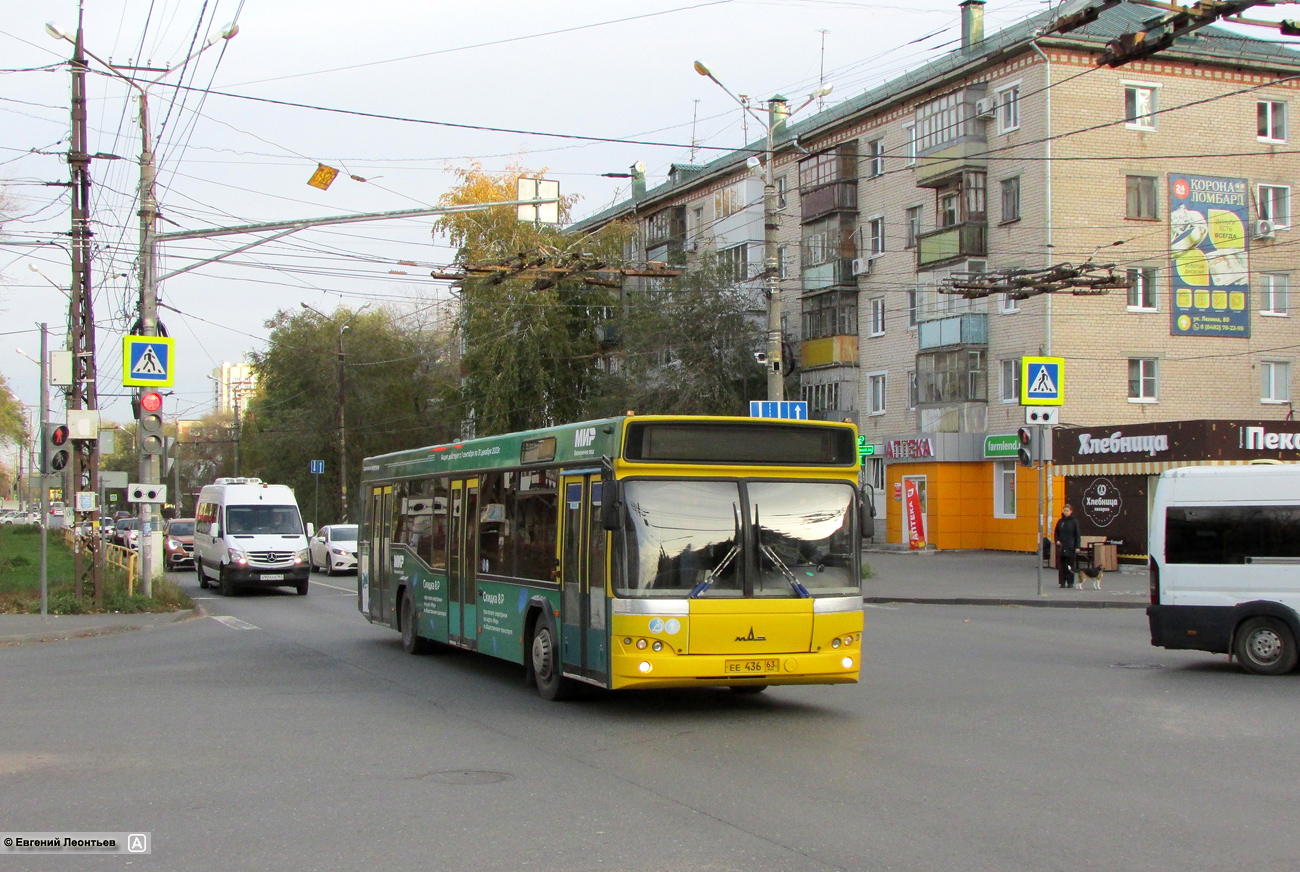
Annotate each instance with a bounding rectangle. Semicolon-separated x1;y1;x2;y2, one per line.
1020;356;1064;406
122;335;175;387
310;460;325;475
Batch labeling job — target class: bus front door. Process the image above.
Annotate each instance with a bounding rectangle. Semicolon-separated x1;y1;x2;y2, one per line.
447;479;478;649
559;474;608;685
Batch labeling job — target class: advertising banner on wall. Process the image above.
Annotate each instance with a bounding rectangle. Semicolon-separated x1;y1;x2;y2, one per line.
904;479;926;550
1168;173;1251;337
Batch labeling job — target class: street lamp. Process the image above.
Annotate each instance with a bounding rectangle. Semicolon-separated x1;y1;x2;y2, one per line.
47;18;237;594
300;303;370;522
694;61;831;402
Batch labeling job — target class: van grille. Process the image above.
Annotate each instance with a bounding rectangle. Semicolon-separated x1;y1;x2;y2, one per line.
249;550;295;565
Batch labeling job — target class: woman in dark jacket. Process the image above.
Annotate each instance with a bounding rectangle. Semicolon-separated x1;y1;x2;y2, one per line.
1054;504;1081;588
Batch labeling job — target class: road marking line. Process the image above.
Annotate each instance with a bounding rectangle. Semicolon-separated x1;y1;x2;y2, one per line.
310;579;355;593
210;615;259;630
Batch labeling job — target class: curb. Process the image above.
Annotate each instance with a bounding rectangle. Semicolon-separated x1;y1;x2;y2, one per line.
0;607;201;647
864;596;1147;609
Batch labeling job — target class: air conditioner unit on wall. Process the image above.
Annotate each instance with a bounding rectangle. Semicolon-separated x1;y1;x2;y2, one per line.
974;97;995;118
851;257;872;277
1254;219;1276;240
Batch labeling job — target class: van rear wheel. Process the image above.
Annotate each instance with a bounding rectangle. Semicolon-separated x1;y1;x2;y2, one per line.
197;561;209;589
1234;617;1298;675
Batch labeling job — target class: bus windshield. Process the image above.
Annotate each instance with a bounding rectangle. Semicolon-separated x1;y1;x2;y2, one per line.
618;479;858;598
225;505;303;536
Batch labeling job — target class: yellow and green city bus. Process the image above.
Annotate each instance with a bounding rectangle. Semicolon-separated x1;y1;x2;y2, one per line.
358;415;869;699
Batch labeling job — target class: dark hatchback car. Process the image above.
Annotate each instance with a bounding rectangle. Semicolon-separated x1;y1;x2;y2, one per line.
164;518;196;569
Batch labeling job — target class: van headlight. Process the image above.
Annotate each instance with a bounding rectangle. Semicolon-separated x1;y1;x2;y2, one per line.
295;548;309;564
227;547;249;566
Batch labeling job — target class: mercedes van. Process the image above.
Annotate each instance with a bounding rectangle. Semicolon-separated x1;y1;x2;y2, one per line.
194;478;311;596
1147;464;1300;675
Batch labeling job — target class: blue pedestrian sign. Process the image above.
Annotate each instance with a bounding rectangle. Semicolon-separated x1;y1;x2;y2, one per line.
749;400;809;420
310;460;325;475
122;335;175;387
1020;356;1064;406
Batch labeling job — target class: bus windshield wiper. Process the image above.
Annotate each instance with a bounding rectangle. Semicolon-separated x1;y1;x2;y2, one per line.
754;504;810;598
689;503;742;598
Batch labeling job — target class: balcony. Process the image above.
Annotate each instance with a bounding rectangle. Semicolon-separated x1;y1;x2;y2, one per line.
801;257;857;293
916;221;986;269
800;181;858;223
917;312;987;350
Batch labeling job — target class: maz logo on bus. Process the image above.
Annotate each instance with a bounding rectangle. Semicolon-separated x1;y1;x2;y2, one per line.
574;427;597;448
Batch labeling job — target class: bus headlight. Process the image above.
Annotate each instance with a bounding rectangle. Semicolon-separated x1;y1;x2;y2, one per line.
841;657;854;669
652;640;663;652
832;638;841;648
638;661;652;673
636;638;648;650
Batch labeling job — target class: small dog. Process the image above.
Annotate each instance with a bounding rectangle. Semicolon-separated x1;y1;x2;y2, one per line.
1075;565;1104;590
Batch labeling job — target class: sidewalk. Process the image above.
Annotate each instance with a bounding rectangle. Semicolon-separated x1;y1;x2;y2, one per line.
861;548;1149;609
0;608;202;646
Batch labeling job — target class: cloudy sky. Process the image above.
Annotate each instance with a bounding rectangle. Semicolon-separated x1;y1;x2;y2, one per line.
0;0;1287;451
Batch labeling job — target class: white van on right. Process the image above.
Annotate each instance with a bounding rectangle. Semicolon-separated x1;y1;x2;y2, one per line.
1148;464;1300;675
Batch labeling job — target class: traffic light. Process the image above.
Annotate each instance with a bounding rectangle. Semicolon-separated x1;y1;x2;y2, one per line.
1017;427;1034;468
44;422;70;473
139;391;164;456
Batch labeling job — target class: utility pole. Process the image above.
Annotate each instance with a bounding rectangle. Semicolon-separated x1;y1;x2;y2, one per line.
694;62;831;401
66;9;101;607
301;304;367;522
38;324;49;618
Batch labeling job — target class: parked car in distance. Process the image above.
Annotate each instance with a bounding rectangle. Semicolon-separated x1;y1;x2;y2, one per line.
112;518;140;549
309;524;358;576
2;511;39;525
164;518;196;569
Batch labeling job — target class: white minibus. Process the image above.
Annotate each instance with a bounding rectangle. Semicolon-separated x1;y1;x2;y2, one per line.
194;478;311;596
1147;464;1300;675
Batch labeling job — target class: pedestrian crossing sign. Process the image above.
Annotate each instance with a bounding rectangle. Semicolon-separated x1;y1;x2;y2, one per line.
1021;356;1064;406
122;335;175;387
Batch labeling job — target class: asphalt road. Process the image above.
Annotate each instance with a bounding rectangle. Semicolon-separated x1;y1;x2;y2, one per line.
2;568;1298;871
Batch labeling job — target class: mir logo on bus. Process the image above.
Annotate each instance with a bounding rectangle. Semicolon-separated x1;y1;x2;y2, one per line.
575;427;597;448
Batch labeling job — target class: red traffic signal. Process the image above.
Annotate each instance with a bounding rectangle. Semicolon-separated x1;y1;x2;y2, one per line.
1017;427;1032;445
140;391;164;413
50;424;69;446
1016;427;1034;468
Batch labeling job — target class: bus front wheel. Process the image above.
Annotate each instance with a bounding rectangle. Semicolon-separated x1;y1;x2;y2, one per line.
1234;617;1298;675
530;619;574;701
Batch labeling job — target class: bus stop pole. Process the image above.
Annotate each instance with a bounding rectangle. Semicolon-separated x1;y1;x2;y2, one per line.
1036;425;1044;597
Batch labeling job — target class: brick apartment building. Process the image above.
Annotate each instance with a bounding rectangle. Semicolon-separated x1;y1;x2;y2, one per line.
571;0;1300;552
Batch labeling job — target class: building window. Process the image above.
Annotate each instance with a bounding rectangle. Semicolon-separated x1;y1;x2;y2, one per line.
998;293;1020;314
905;205;922;248
1124;84;1158;130
1259;184;1291;229
1000;176;1020;223
1258;101;1287;143
994;461;1017;519
1128;358;1158;401
997;84;1020;134
719;243;748;281
905;124;917;166
907;370;918;409
714;183;746;219
868;138;884;178
777;245;789;280
868;372;887;415
938;191;959;228
1000;358;1020;403
776;175;787;209
1126;175;1158;219
867;216;885;257
1127;267;1157;310
869;297;885;337
1262;361;1291;403
1261;273;1289;315
908;289;919;328
691;206;704;239
870;458;886;491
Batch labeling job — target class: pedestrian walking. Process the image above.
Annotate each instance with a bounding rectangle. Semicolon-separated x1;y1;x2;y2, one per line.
1054;504;1081;588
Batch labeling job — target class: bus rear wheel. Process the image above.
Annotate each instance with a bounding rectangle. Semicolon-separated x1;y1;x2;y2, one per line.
531;620;574;701
1234;617;1298;675
401;591;431;655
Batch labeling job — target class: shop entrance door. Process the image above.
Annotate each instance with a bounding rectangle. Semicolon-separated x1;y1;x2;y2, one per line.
902;474;928;548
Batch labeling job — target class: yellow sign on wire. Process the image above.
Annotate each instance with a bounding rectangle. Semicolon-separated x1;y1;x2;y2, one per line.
307;164;339;191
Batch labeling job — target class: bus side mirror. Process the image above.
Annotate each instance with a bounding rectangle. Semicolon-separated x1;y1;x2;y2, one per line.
859;486;876;538
601;480;622;531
